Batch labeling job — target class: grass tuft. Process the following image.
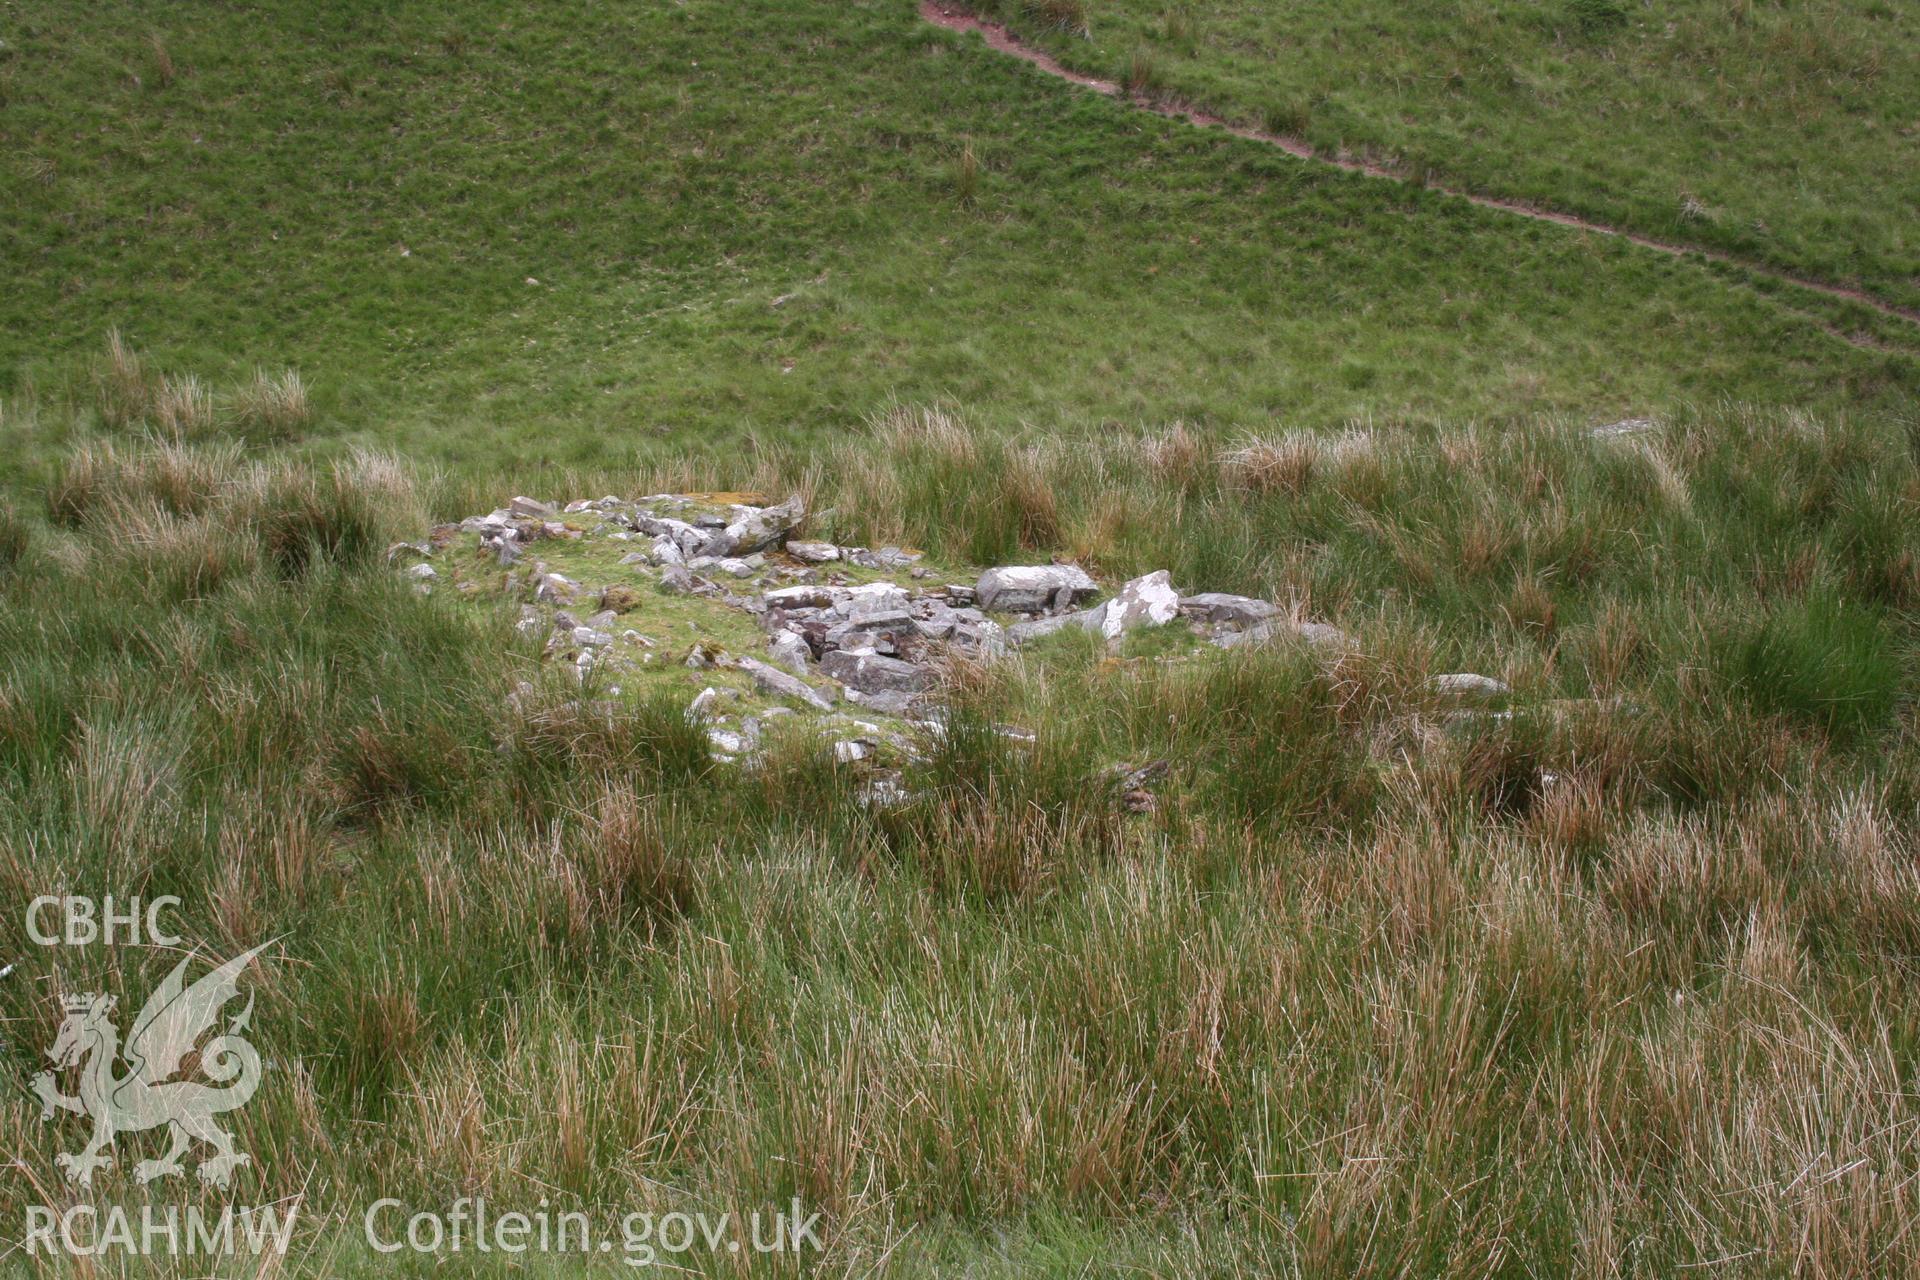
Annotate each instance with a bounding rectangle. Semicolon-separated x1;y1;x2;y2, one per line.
1565;0;1628;34
1024;0;1091;38
1221;431;1316;495
147;33;176;88
231;367;312;438
155;372;215;438
0;501;27;572
954;139;980;205
1719;592;1899;737
93;329;150;429
248;462;401;578
1125;45;1162;97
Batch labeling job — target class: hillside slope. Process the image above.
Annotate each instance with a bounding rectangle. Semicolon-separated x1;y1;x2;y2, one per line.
1;0;1913;474
969;0;1920;308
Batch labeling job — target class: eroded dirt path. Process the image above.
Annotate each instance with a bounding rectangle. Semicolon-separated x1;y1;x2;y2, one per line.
921;1;1919;348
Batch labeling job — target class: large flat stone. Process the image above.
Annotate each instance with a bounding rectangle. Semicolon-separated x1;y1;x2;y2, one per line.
819;649;930;695
975;565;1098;613
1179;592;1280;626
736;656;836;711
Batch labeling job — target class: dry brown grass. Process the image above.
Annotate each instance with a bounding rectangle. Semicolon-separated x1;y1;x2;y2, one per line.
4;408;1916;1272
230;367;312;436
154;372;214;437
1024;0;1091;38
1139;422;1205;486
93;328;151;428
954;138;980;204
147;34;176;88
1220;431;1317;495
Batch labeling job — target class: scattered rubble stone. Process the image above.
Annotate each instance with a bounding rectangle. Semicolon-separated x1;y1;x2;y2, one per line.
688;555;756;578
765;584;834;609
1094;570;1180;641
835;582;910;617
845;689;918;715
787;540;840;563
736;656;836;712
859;774;915;808
684;642;725;669
847;546;921;570
827;610;916;645
422;493;1357;770
1179;593;1280;626
1007;610;1099;645
1590;418;1655;439
953;620;1006;657
705;493;805;557
535;573;580;602
975;564;1098;613
1429;673;1511;699
1211;617;1350;651
819;649;930;696
1104;759;1171;792
767;630;813;675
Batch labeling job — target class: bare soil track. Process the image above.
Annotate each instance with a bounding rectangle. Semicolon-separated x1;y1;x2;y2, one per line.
921;1;1920;351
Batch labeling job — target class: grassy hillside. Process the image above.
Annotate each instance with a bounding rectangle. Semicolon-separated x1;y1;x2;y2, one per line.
2;0;1915;478
973;0;1920;308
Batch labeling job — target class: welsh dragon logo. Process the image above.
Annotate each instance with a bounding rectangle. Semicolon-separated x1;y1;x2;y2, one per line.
30;944;269;1187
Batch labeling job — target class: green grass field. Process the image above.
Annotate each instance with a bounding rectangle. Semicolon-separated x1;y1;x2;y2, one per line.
972;0;1920;309
3;0;1916;479
2;1;1917;1275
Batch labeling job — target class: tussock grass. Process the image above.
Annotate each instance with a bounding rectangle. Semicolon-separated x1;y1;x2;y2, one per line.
803;404;1920;668
0;405;1915;1270
72;332;313;446
0;2;1908;1258
146;33;176;89
1124;45;1161;98
230;367;311;438
952;138;980;204
92;328;150;430
153;372;215;437
1720;591;1899;738
0;500;26;572
1220;430;1321;494
1024;0;1091;38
